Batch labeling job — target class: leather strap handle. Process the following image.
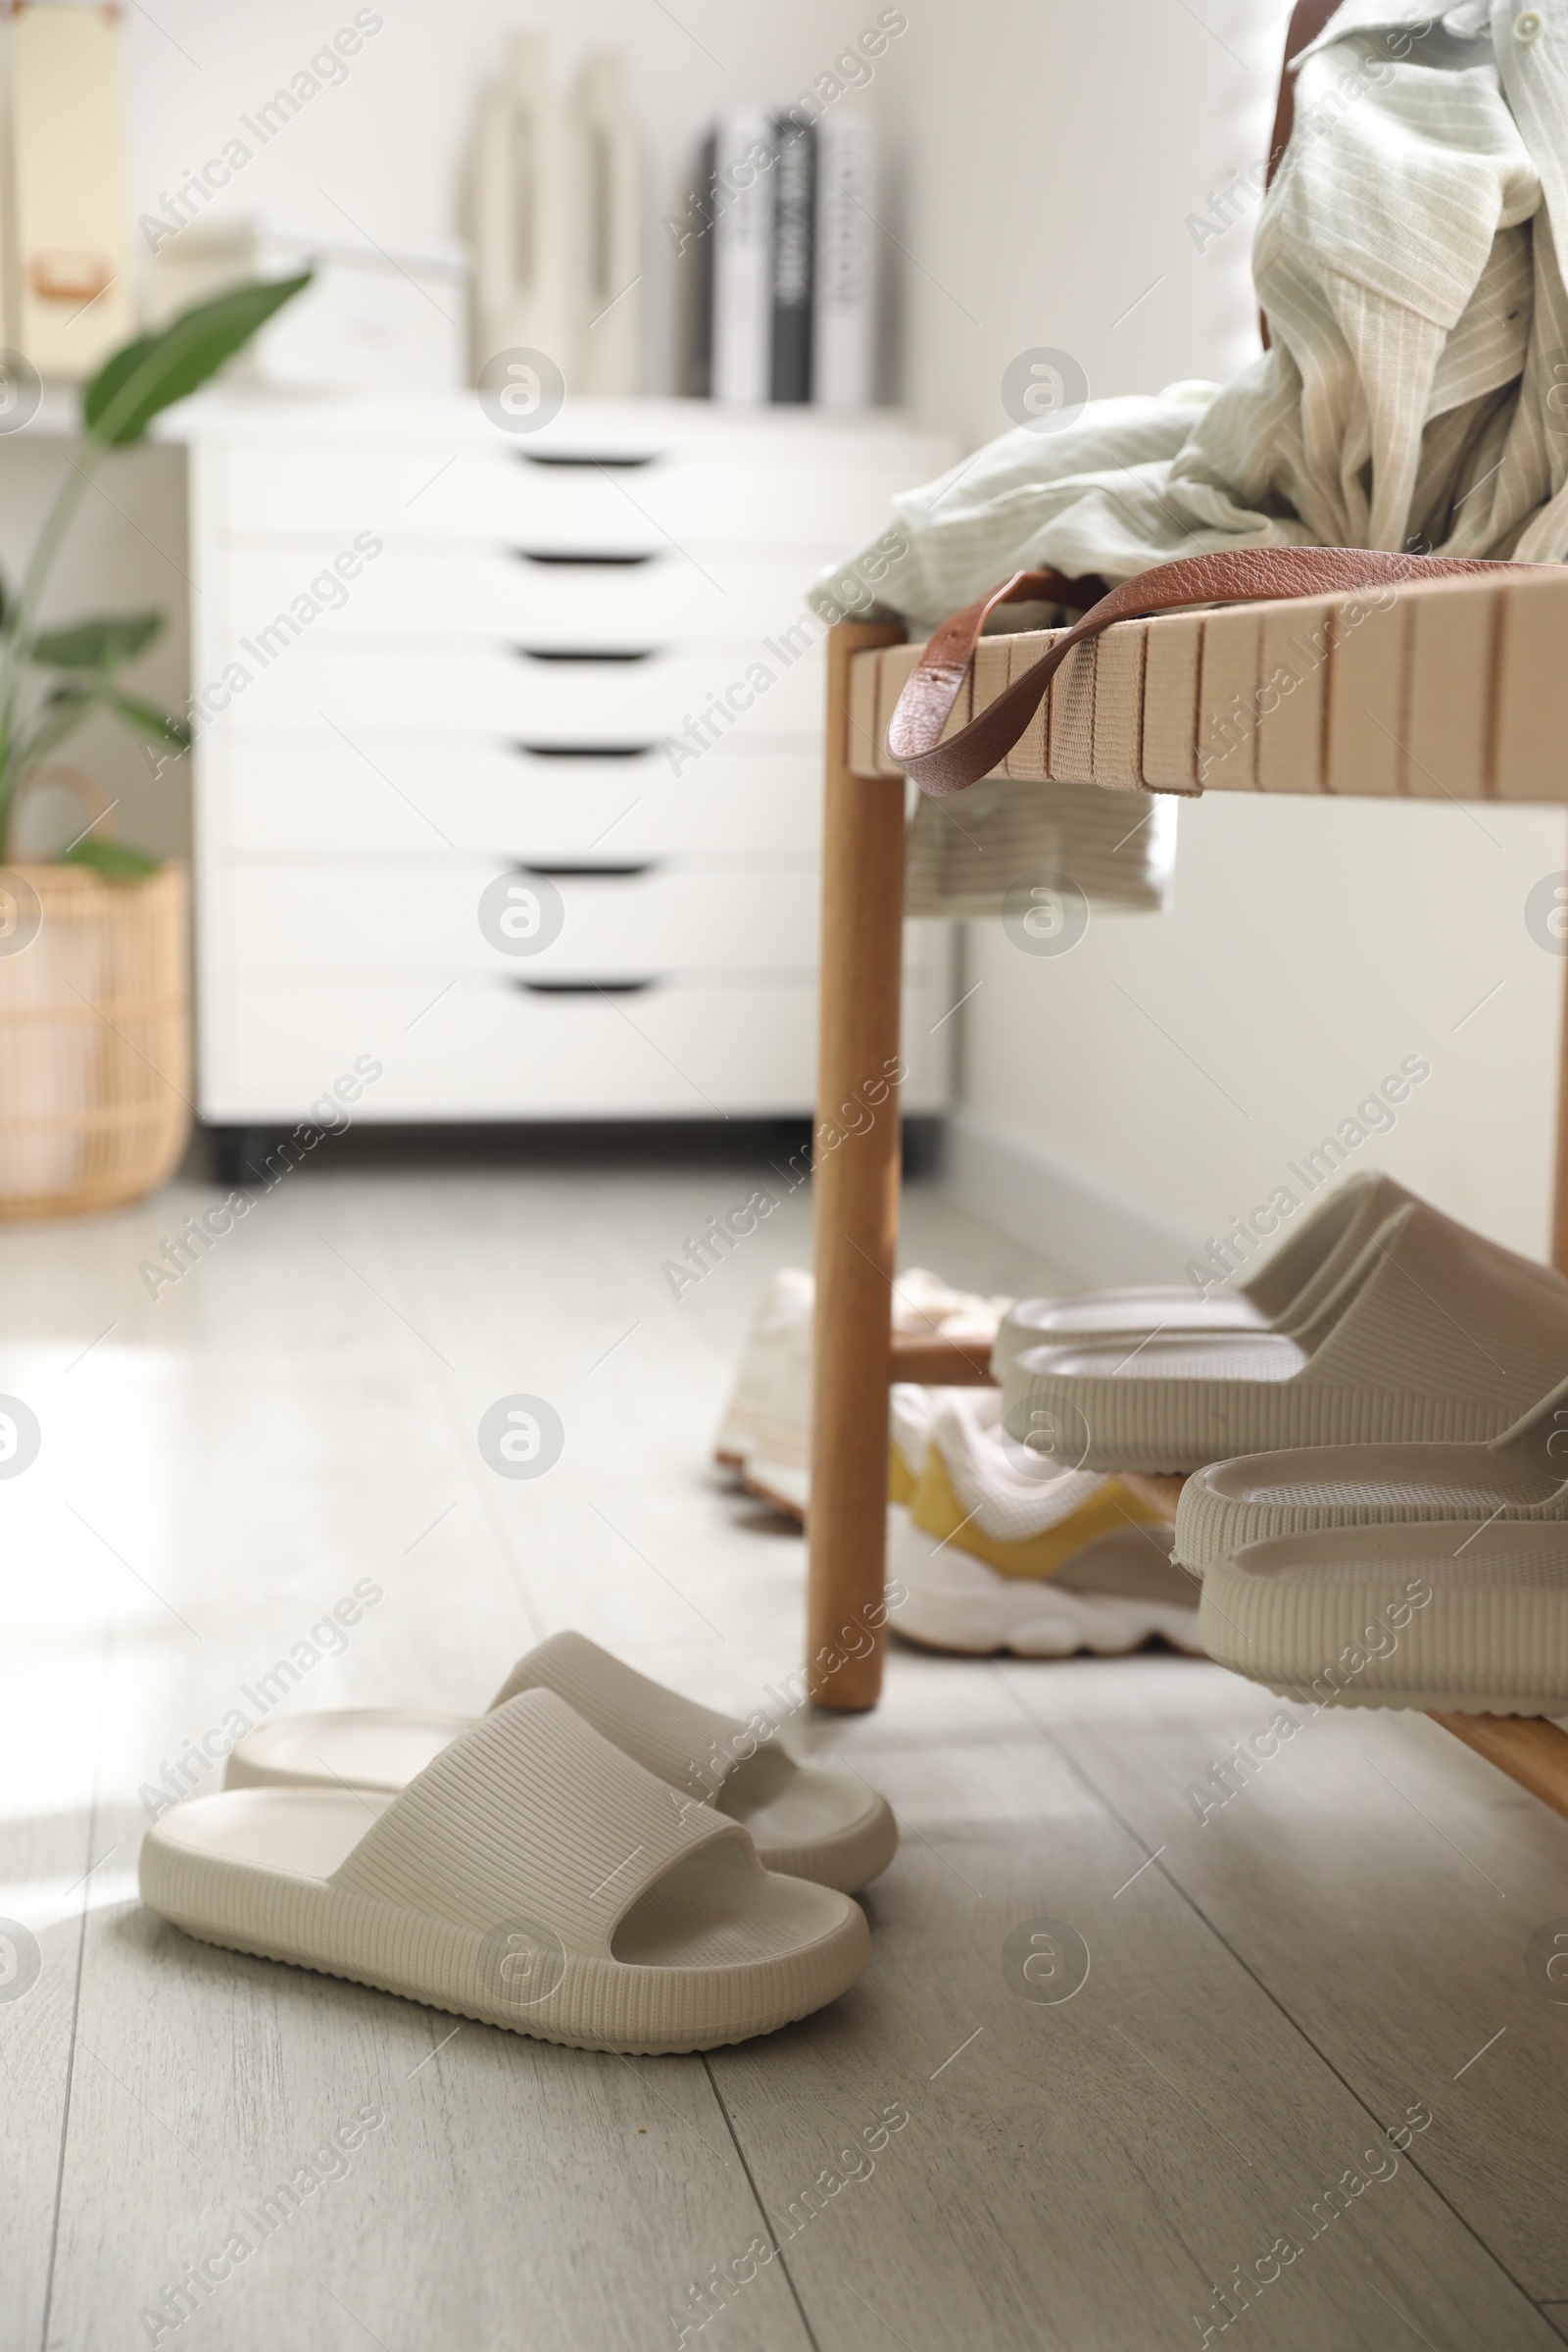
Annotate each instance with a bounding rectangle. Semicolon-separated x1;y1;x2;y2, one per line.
884;547;1537;798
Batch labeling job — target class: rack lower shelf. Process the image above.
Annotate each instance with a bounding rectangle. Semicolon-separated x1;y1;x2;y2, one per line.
1415;1713;1568;1820
888;1375;1568;1820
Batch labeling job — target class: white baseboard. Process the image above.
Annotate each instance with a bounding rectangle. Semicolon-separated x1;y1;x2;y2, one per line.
946;1108;1191;1287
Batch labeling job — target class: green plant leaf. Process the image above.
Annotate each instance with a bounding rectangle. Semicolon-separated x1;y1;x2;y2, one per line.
31;611;163;669
62;836;161;880
108;689;190;750
31;681;96;731
82;271;314;447
14;682;110;773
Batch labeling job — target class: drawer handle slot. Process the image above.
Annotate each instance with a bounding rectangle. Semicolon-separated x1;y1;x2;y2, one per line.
517;647;656;663
516;861;654;880
514;743;655;760
516;977;658;995
519;452;657;469
517;551;655;567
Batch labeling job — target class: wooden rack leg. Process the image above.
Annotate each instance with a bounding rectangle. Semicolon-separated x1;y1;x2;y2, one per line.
1554;939;1568;1275
808;618;906;1711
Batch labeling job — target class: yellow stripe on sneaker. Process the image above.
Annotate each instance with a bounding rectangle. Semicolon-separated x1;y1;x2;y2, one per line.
904;1445;1164;1580
888;1441;921;1507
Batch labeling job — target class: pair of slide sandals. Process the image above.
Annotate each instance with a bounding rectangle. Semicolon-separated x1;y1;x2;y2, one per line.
1004;1194;1568;1475
1178;1373;1568;1715
141;1634;895;2053
991;1169;1416;1374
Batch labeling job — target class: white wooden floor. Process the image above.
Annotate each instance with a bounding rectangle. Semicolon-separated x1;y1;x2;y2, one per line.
5;1134;1568;2352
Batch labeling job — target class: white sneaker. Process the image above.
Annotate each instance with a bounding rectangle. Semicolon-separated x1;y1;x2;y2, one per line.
714;1269;813;1473
719;1269;1011;1522
888;1387;1202;1657
889;1515;1201;1656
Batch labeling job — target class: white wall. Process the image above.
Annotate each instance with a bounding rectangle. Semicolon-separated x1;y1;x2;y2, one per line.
869;0;1568;1267
119;0;880;396
10;0;889;861
882;0;1272;442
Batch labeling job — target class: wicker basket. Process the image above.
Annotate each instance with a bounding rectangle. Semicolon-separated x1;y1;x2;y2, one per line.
0;858;191;1219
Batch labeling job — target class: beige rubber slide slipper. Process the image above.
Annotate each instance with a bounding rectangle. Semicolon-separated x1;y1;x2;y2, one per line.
1200;1521;1568;1717
1004;1203;1568;1476
144;1690;871;2053
991;1172;1414;1376
225;1631;897;1895
1175;1372;1568;1579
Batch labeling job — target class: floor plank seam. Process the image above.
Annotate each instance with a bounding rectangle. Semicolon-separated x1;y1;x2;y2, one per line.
36;1597;113;2352
699;2053;825;2352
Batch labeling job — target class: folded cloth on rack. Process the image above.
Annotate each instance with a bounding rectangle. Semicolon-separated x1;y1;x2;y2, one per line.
810;4;1568;637
903;770;1177;920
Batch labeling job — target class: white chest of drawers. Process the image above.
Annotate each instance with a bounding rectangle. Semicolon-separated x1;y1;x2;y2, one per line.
184;395;956;1131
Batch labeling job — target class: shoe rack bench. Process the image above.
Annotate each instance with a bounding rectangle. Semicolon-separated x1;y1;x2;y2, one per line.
808;578;1568;1829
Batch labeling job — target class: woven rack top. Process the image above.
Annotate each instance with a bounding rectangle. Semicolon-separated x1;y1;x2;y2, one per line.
847;566;1568;803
